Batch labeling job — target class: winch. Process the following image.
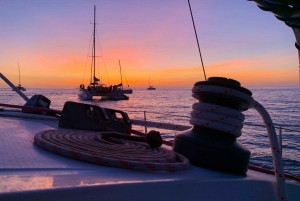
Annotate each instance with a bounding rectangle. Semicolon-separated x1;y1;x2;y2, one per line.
173;77;252;175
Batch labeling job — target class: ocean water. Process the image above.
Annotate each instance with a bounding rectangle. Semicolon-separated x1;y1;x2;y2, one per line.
0;87;299;177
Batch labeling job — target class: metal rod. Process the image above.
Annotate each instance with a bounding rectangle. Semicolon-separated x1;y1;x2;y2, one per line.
0;73;29;102
187;0;207;80
132;119;191;131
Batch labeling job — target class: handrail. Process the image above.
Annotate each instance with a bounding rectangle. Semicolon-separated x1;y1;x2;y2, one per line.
244;122;300;133
129;110;300;133
131;128;300;183
0;103;298;134
126;110;191;118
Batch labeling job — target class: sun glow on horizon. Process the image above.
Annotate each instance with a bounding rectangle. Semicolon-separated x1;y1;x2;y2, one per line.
1;54;297;89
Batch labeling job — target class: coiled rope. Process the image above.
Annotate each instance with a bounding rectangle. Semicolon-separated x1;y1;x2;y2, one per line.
191;84;288;201
34;129;190;172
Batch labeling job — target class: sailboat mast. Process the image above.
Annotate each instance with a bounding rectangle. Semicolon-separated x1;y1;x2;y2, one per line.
18;62;21;86
119;60;123;90
93;5;96;85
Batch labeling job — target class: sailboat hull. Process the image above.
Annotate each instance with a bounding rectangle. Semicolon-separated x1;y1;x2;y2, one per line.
13;86;26;91
78;88;129;100
122;89;133;94
147;87;156;90
110;92;129;100
78;89;93;100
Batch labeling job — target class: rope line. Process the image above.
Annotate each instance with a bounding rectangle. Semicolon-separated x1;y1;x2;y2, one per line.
81;31;94;85
34;129;190;172
252;100;287;201
96;29;110;85
121;70;130;87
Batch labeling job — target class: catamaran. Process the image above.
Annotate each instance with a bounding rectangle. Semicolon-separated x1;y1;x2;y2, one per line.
78;6;128;101
147;78;156;90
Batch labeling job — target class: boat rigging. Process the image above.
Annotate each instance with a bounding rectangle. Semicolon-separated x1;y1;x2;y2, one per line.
13;62;26;91
119;60;133;94
78;6;128;100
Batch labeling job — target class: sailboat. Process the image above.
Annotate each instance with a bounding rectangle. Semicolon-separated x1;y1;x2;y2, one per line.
147;78;156;90
78;6;128;101
13;63;26;91
119;60;133;94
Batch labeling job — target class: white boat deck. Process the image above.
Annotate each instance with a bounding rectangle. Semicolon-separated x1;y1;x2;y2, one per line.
0;114;299;201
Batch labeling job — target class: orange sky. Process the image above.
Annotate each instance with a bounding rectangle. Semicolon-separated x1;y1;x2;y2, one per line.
2;56;298;88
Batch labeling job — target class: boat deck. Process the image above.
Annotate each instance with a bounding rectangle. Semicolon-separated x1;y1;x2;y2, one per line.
0;114;299;201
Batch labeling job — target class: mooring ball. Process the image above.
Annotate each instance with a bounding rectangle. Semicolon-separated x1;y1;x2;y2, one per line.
145;130;162;148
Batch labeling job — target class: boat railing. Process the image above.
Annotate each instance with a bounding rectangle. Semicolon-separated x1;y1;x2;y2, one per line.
129;110;300;136
0;102;298;153
129;110;300;181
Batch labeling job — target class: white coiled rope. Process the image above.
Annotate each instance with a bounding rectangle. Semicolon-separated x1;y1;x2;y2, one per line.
34;130;190;172
191;84;288;201
190;102;244;137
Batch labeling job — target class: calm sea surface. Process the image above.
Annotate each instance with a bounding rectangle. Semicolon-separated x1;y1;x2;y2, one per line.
0;87;299;177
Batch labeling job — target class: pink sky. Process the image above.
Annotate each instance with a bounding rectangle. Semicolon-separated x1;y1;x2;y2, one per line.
0;0;298;88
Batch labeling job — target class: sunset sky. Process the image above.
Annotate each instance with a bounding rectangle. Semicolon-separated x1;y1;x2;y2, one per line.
0;0;299;88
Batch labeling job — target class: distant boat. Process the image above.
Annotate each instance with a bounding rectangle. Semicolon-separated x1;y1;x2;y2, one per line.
147;78;156;90
119;60;133;94
13;63;26;91
147;86;156;90
78;6;128;101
